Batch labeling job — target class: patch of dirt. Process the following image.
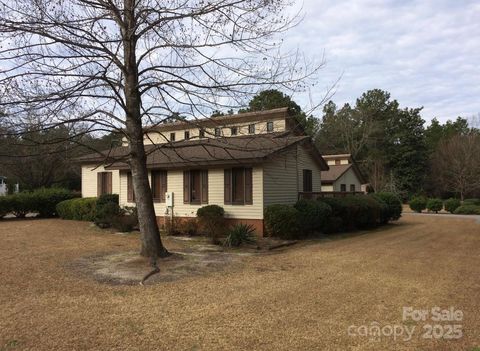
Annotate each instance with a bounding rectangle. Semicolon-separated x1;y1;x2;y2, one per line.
72;249;245;285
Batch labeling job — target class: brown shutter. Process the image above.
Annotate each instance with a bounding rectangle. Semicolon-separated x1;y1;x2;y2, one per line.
160;171;167;202
127;172;134;202
183;171;190;203
201;170;208;204
107;172;112;194
224;169;231;204
245;168;253;205
97;172;102;196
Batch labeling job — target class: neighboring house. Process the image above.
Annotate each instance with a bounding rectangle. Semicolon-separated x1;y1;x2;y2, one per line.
0;176;18;196
77;108;329;235
320;154;365;193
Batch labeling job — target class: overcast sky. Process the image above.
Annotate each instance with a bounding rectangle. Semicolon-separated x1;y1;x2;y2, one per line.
284;0;480;123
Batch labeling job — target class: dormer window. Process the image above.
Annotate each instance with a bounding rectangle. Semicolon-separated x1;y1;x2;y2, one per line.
199;129;205;138
184;131;190;140
170;132;176;141
266;121;274;132
231;127;238;136
214;128;221;137
248;124;255;134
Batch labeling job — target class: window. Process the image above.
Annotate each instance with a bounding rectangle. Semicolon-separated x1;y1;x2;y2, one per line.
230;127;238;136
127;172;135;202
340;184;346;192
199;128;205;138
248;124;255;134
224;168;253;205
151;170;167;202
266;121;274;132
303;169;313;192
183;170;208;204
184;131;190;140
350;184;356;192
214;128;221;137
170;132;176;141
97;172;112;196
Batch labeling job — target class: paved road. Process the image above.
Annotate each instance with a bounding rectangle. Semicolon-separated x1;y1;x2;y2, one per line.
403;211;480;223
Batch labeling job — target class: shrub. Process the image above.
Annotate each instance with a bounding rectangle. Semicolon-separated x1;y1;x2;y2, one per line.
10;192;35;218
197;205;226;243
372;192;402;222
95;194;120;228
444;198;461;214
409;196;427;213
264;204;299;239
0;196;12;218
111;214;138;232
319;196;383;230
454;205;480;215
323;216;344;234
31;188;77;217
56;197;97;221
224;223;256;247
294;199;332;235
463;198;480;206
426;198;443;213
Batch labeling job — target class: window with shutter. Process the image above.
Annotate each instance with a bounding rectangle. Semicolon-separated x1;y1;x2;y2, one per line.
340;184;346;192
224;167;253;205
350;184;355;192
183;171;190;203
201;170;208;203
184;170;208;204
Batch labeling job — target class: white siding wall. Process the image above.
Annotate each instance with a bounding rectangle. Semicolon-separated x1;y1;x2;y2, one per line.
81;165;120;198
118;167;264;219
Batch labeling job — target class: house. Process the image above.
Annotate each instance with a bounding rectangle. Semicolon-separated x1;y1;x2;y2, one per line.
320;154;365;193
0;176;7;196
77;108;329;235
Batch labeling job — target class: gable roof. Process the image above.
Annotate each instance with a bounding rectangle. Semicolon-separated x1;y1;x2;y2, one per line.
77;132;329;171
321;163;366;184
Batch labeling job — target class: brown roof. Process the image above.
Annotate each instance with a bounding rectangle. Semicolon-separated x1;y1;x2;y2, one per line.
145;108;291;133
77;132;329;171
322;153;352;160
321;163;366;184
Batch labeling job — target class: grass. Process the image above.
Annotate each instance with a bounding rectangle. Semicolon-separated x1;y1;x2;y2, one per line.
0;215;479;350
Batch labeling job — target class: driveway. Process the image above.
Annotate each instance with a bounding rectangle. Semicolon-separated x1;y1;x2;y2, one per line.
0;215;479;350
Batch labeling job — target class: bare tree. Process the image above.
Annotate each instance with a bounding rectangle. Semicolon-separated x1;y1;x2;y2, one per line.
431;133;480;200
0;0;320;259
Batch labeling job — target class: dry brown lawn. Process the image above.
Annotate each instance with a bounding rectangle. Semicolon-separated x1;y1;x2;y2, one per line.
0;215;479;351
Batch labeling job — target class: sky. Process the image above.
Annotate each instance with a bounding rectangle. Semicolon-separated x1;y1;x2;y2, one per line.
284;0;480;123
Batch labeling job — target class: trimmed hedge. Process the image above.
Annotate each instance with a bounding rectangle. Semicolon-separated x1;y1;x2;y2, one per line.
56;198;97;221
371;192;402;222
197;205;226;243
264;204;299;239
0;188;77;218
463;198;480;206
95;194;120;228
454;204;480;215
409;196;427;213
444;198;461;213
294;199;332;234
426;198;443;213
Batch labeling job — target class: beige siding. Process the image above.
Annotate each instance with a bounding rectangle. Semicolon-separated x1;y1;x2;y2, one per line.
321;184;334;192
332;168;362;192
119;167;263;219
81;165;120;198
142;118;286;145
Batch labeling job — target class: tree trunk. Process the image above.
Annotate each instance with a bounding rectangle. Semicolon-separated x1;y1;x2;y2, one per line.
123;0;169;258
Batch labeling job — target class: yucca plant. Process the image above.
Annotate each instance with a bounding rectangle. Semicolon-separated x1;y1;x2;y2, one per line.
223;224;257;247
